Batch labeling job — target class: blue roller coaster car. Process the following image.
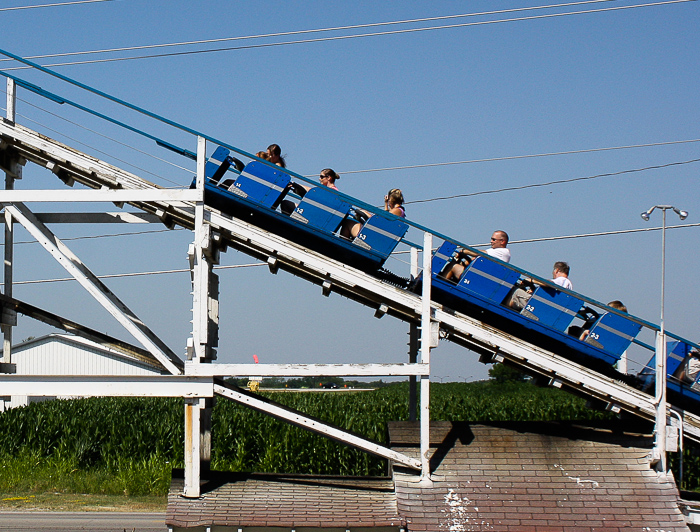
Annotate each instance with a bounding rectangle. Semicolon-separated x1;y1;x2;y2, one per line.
195;147;409;276
413;241;642;376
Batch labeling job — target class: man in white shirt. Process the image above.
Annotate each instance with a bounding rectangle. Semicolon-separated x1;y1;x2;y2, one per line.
507;261;572;310
674;349;700;385
443;230;511;282
551;261;572;290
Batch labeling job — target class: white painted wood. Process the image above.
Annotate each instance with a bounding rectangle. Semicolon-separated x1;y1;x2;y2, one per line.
6;78;15;122
33;212;162;224
0;189;200;203
2;82;16;365
2;187;13;365
0;374;214;397
215;383;421;470
188;136;212;363
183;398;203;498
409;246;419;422
5;203;183;375
205;209;676;428
420;232;432;479
185;362;430;377
4;117;700;447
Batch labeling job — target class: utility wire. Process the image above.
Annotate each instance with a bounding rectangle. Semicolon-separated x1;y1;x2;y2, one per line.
11;96;191;186
0;0;110;12
6;82;696;185
1;0;693;70
12;222;698;286
0;227;182;247
4;91;697;211
335;138;700;176
0;1;620;62
405;157;700;205
14;262;267;285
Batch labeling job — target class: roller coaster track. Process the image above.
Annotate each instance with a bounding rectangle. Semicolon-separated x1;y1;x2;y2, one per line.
1;117;698;449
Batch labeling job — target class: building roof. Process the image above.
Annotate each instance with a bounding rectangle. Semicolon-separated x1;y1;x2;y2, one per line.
391;420;689;532
166;420;690;531
4;333;164;374
166;470;403;530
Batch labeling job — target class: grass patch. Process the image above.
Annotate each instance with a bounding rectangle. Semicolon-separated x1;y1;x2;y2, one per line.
0;492;166;512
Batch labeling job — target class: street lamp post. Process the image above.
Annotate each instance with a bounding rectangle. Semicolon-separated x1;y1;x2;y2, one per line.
641;205;688;474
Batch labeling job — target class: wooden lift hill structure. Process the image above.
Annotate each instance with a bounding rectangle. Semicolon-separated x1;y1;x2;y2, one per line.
0;51;696;498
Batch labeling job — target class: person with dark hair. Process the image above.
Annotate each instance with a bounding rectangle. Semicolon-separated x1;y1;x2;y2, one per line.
507;261;572;310
319;168;339;190
551;261;572;290
607;300;628;313
443;230;510;282
281;168;340;216
266;144;286;168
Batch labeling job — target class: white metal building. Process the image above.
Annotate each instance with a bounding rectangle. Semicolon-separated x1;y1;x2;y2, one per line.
0;333;165;410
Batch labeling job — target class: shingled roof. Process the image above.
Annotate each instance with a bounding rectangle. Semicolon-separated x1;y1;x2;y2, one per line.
390;420;689;532
166;420;690;531
166;470;403;530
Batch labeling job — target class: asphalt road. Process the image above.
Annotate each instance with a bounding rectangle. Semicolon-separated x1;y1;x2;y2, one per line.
0;512;168;531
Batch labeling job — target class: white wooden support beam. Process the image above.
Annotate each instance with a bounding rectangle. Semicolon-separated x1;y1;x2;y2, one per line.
33;212;163;224
6;78;15;122
2;87;16;364
2;189;13;365
215;383;421;471
183;397;205;498
189;136;217;363
420;232;432;481
4;202;183;375
185;362;430;377
0;189;201;203
409;246;420;422
0;374;214;397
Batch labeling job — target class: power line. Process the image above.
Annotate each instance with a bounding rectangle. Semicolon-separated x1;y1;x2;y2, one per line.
506;221;700;246
0;227;182;247
406;157;700;206
1;0;694;70
14;261;267;285
6;88;697;187
13;223;698;286
335;138;700;176
0;0;110;12
0;1;623;63
11;96;191;186
4;89;697;212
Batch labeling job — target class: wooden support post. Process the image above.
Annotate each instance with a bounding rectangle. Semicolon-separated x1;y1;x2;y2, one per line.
2;205;14;366
2;78;16;369
183;398;202;498
188;136;219;363
420;233;432;480
408;246;419;422
6;78;15;122
184;137;216;497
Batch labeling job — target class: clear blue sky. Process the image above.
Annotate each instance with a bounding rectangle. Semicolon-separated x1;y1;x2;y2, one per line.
1;0;699;381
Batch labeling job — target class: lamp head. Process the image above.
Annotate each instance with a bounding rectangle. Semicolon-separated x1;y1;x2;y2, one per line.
641;210;651;221
678;209;688;220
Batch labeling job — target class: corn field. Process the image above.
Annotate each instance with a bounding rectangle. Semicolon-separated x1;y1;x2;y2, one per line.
1;381;694;497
